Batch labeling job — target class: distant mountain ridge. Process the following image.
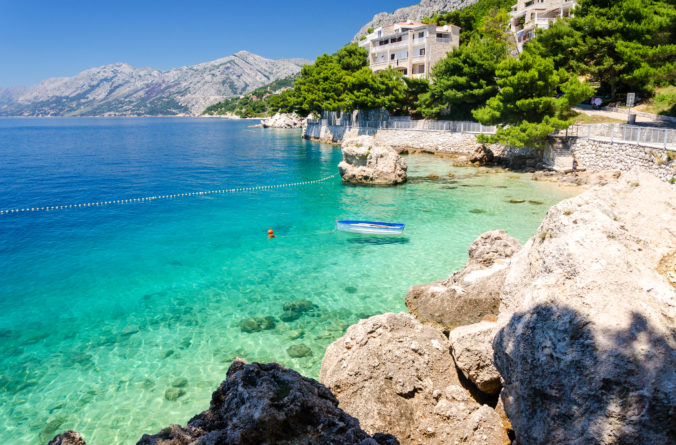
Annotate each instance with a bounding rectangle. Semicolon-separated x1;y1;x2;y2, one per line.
353;0;480;40
0;51;310;117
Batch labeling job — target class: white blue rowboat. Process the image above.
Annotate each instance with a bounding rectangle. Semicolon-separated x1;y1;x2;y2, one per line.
336;220;405;235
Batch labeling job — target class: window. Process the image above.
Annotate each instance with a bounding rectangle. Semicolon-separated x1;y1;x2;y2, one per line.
437;33;450;39
391;54;395;60
419;32;425;38
420;48;425;56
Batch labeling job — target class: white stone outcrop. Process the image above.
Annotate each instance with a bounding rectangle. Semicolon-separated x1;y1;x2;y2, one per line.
320;313;509;445
493;168;676;444
338;136;407;185
260;112;306;129
406;230;521;332
449;321;502;395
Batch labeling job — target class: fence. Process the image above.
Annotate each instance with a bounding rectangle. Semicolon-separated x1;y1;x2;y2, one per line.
560;124;676;150
305;118;497;134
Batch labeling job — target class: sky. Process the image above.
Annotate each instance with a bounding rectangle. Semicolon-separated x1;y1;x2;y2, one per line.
0;0;416;87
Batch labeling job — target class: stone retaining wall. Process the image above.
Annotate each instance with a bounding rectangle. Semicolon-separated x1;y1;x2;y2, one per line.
303;122;480;154
303;123;541;169
544;136;676;182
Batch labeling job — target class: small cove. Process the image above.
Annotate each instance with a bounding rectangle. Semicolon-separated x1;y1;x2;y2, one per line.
0;118;575;444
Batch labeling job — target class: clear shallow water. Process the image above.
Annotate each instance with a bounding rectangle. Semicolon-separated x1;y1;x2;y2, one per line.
0;118;573;444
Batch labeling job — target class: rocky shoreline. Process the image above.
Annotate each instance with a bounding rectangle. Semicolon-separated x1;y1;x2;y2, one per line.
51;168;676;444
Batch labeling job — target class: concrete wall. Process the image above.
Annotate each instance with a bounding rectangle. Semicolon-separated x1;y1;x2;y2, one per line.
544;136;676;182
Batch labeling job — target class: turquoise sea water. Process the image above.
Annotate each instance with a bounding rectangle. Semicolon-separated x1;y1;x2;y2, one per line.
0;118;573;444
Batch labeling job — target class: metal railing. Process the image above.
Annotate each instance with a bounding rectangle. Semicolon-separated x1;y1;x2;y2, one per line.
305;118;496;134
559;124;676;149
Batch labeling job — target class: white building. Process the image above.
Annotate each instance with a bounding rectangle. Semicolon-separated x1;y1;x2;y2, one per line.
510;0;577;51
359;21;460;80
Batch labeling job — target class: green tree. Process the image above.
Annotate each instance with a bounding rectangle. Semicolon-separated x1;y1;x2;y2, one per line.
345;68;409;113
418;37;508;119
335;43;369;72
473;52;594;148
291;54;350;115
530;0;676;98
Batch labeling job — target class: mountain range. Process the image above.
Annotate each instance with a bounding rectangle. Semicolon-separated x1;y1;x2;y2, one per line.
0;51;309;117
353;0;479;40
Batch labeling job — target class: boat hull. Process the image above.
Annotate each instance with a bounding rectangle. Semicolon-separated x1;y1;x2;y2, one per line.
336;220;405;235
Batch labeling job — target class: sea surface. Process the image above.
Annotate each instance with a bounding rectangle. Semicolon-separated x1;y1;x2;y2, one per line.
0;118;573;444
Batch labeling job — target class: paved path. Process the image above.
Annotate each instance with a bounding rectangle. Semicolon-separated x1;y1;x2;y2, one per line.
574;105;676;128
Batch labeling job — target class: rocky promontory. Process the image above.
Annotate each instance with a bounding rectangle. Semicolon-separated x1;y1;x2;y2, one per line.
257;112;307;128
338;136;407;185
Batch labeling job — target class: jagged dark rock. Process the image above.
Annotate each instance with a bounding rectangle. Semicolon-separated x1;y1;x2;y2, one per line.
136;360;398;445
47;431;86;445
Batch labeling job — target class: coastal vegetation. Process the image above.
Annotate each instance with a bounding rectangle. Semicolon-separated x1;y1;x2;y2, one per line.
204;0;675;147
201;74;298;117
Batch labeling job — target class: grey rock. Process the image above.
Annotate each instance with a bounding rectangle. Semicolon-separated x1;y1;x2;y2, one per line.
48;431;87;445
138;360;397;445
338;136;407;185
494;169;676;444
449;321;501;394
320;313;509;444
406;230;521;331
0;51;309;117
259;112;306;128
469;145;495;165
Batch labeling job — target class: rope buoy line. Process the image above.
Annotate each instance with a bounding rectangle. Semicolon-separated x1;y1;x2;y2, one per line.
1;173;339;216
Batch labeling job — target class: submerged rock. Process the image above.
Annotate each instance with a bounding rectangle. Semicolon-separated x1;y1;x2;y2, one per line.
406;230;521;331
338;136;407;185
320;313;509;444
164;387;186;401
239;316;276;333
494;169;676;444
138;360;397;445
286;344;313;358
48;431;86;445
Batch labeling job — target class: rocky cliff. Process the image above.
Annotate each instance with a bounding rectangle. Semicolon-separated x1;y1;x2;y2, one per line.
353;0;480;40
0;51;309;117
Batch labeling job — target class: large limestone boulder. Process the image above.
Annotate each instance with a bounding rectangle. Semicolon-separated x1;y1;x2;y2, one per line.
449;321;501;395
137;360;396;445
338;136;407;185
493;169;676;444
260;112;306;128
320;313;509;444
406;230;521;331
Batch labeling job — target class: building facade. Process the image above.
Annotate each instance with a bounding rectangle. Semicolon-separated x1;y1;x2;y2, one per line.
510;0;577;51
359;21;460;80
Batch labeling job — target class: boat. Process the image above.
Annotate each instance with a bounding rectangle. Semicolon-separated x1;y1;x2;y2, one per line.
336;220;405;235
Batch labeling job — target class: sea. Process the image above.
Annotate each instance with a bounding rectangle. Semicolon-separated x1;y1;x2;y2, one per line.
0;118;573;444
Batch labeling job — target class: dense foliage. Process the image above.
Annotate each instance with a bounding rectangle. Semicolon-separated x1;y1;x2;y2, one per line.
423;0;515;43
202;0;674;147
202;75;298;117
526;0;676;99
473;52;594;148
